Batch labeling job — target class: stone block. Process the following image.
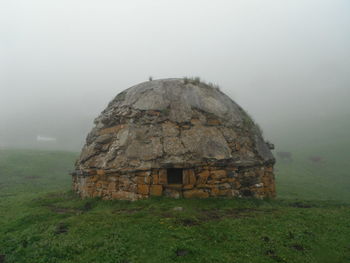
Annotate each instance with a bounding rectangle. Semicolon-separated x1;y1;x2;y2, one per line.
227;171;236;178
235;143;241;151
207;119;221;126
210;170;226;179
183;184;194;190
190;119;201;125
89;175;99;182
210;187;220;197
189;171;196;184
162;121;179;137
112;190;140;201
207;179;220;185
197;170;209;184
107;176;118;182
164;188;181;199
183;169;196;185
163;137;186;155
144;176;151;184
88;169;97;175
92;191;102;198
136;175;151;185
147;110;160;116
226;189;239;197
218;189;230;196
137;184;150;195
219;178;228;183
99;124;127;135
196;184;212;189
261;175;271;186
150;185;163;196
126;137;163;161
166;184;182;190
183;189;209;198
218;183;231;190
136;176;144;184
101;181;109;189
227;178;236;183
152;172;159;184
97;169;105;176
119;177;135;191
108;182;117;191
129;159;141;167
266;166;273;172
96;181;103;188
136;171;151;177
159;169;167;184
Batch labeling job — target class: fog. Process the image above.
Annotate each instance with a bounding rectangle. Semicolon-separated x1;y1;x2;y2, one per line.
1;0;349;151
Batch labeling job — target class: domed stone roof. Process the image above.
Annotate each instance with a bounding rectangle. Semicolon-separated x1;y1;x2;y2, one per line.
76;78;274;173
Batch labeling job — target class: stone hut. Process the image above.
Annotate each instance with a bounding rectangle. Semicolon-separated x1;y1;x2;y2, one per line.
72;78;275;200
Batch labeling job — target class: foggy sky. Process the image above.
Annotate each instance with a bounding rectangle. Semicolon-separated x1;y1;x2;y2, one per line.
1;0;349;150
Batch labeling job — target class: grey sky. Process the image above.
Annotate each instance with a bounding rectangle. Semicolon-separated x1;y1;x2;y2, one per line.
1;0;349;150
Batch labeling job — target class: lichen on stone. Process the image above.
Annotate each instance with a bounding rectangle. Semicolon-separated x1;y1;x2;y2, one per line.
72;78;276;200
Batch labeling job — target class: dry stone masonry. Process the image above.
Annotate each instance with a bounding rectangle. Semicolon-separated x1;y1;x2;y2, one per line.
72;78;276;200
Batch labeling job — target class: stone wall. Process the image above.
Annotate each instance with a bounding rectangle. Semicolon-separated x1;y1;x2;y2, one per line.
72;165;275;201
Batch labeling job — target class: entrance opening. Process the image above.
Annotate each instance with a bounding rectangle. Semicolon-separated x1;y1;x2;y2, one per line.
167;168;183;184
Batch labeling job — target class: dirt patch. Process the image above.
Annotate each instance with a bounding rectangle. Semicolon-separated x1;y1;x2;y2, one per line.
160;212;174;218
265;249;286;262
0;254;5;263
291;244;305;251
43;200;94;215
176;249;189;257
45;205;83;215
112;208;143;214
54;223;69;235
176;218;200;227
262;236;270;242
82;201;93;212
290;202;313;208
54;207;82;215
170;208;276;226
199;209;223;221
224;208;262;218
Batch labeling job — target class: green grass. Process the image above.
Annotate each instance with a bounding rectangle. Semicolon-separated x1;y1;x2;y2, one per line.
0;148;350;263
275;137;350;201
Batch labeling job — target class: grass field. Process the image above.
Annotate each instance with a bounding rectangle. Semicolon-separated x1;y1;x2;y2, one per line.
0;146;349;263
276;140;350;201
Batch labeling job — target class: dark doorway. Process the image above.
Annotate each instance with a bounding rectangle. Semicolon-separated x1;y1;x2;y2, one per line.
167;168;183;184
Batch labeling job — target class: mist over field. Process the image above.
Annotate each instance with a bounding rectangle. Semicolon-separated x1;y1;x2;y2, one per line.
2;2;350;262
1;0;349;151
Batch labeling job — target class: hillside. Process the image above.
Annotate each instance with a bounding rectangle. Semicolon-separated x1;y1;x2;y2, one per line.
273;116;350;201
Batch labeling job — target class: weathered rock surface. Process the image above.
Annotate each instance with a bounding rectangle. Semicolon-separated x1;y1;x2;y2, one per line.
76;79;274;171
72;78;276;200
